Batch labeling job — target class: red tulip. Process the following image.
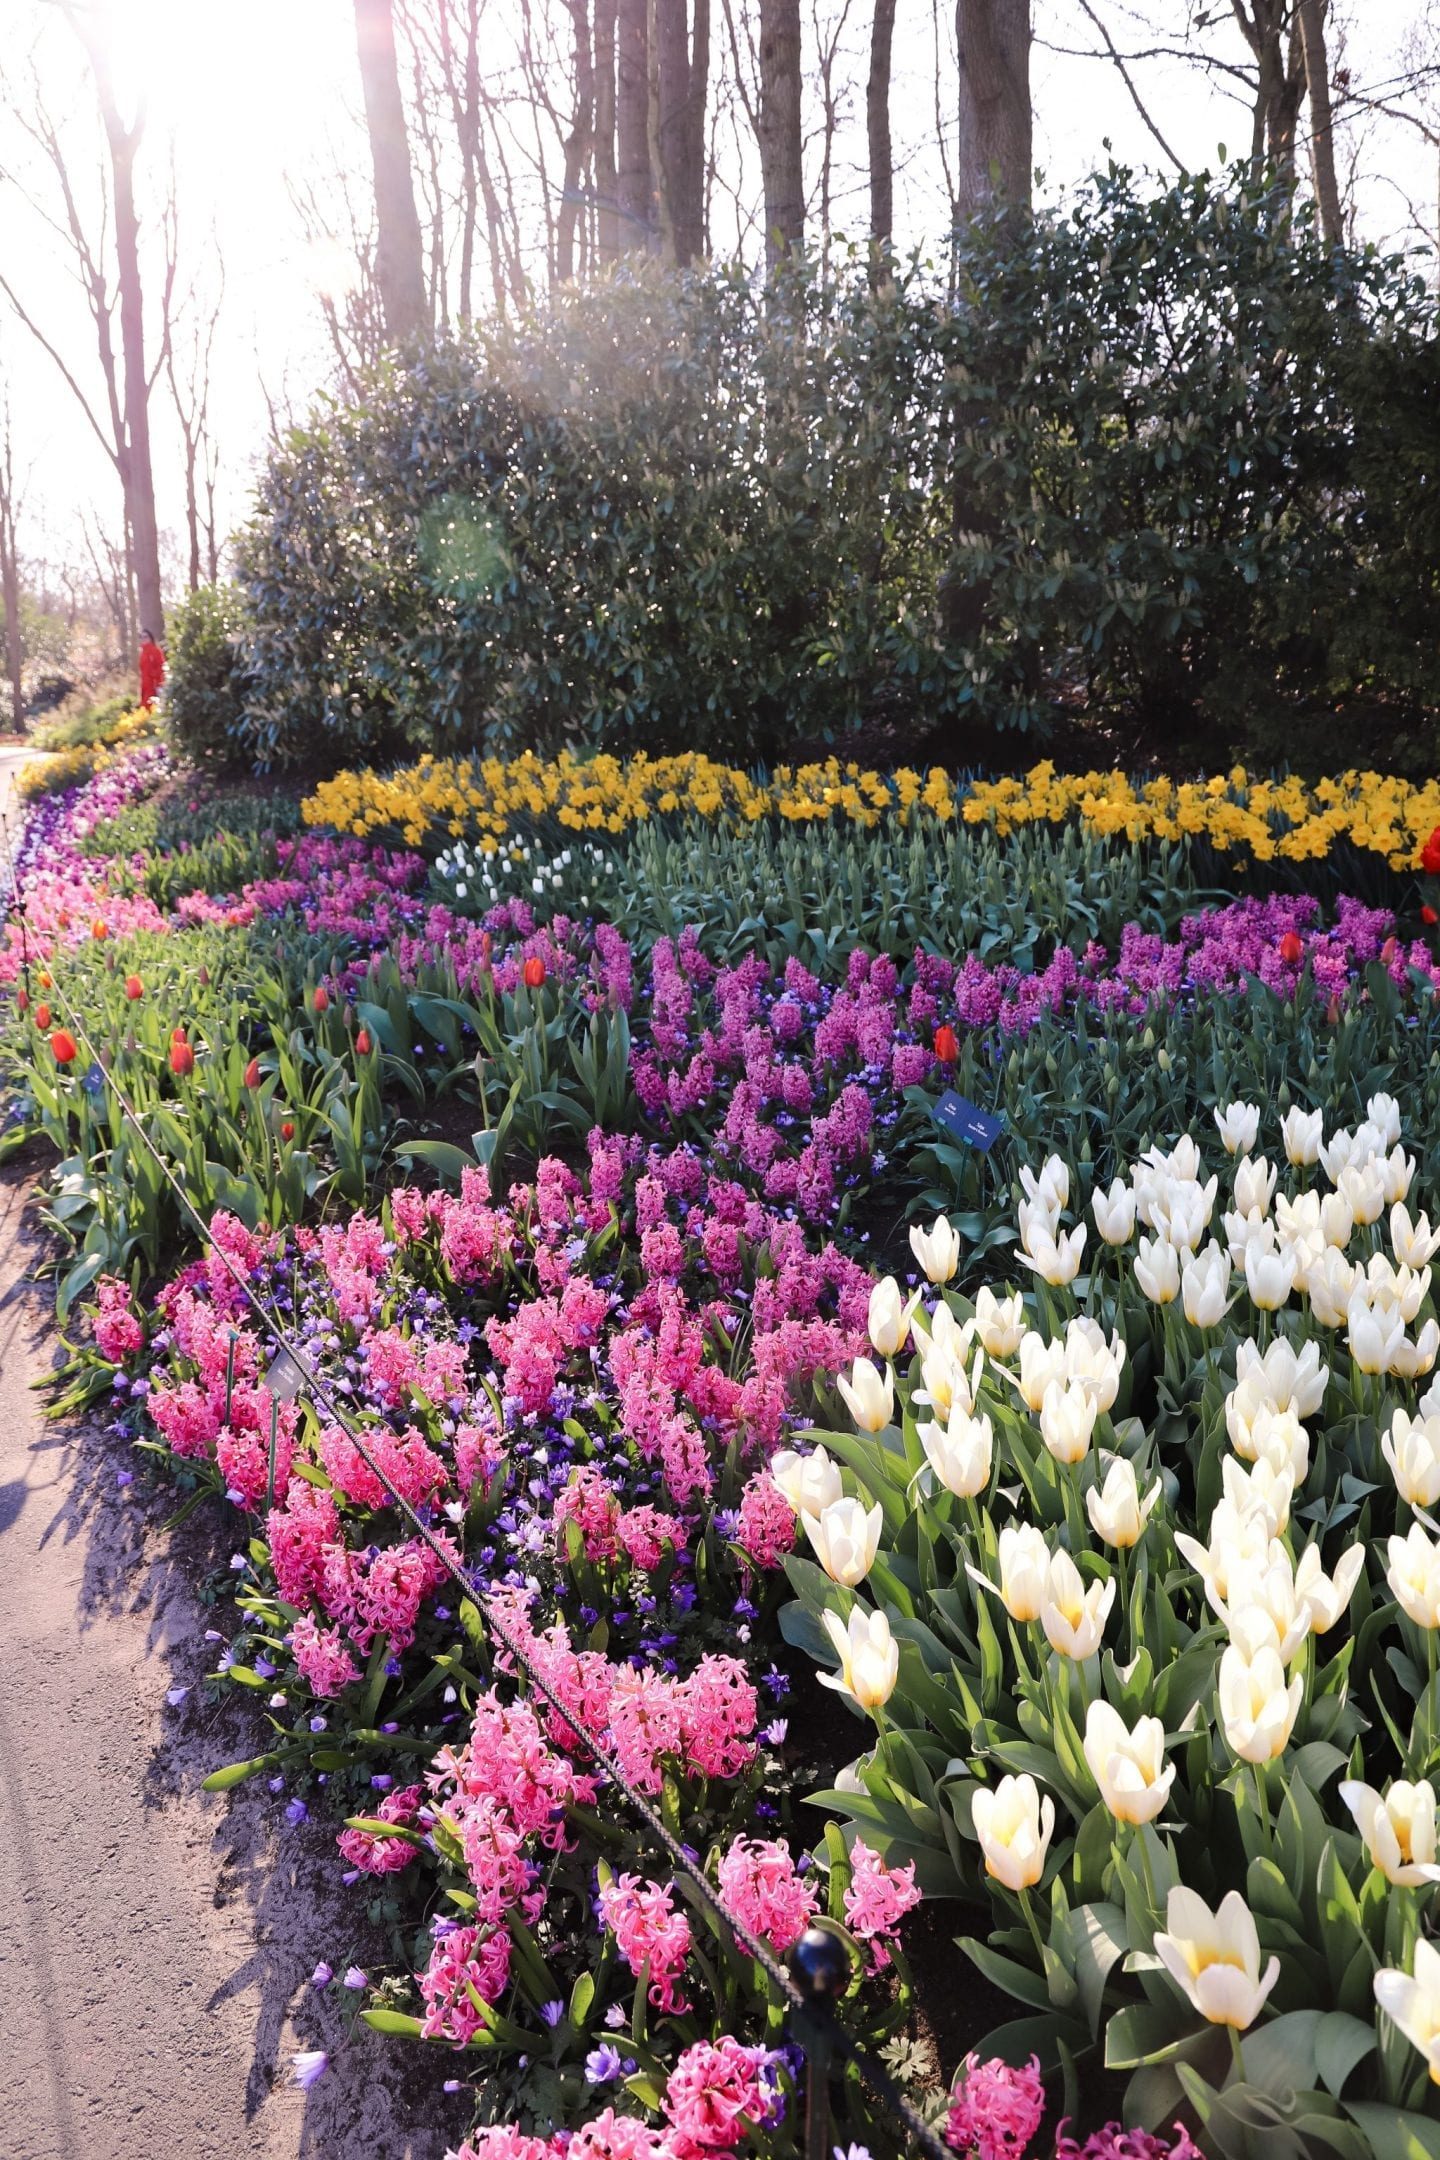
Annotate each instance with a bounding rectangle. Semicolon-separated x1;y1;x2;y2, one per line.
56;911;70;930
35;1002;52;1031
50;1029;78;1065
1381;935;1398;964
243;1056;261;1088
124;974;144;1000
313;985;330;1014
933;1023;960;1064
15;989;28;1013
170;1040;195;1076
1278;931;1304;966
280;1119;295;1141
1422;826;1440;876
171;1025;188;1044
522;956;546;990
1424;906;1438;928
355;1027;372;1056
91;917;108;941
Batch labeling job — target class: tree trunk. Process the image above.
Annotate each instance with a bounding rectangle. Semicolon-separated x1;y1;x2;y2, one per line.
616;0;652;245
353;0;428;341
0;468;21;736
757;0;803;262
1297;0;1342;241
101;100;163;644
594;0;620;260
954;0;1031;224
654;0;709;265
557;0;595;281
867;0;898;265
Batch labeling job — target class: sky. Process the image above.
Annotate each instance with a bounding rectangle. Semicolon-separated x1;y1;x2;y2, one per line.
0;0;1434;596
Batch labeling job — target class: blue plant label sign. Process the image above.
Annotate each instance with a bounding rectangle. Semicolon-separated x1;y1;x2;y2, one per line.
932;1088;1004;1153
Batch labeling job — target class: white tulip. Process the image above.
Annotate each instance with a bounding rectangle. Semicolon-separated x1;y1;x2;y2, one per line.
1018;1195;1061;1255
1245;1403;1311;1485
909;1214;961;1285
1387;1521;1440;1629
1385;1411;1440;1509
1394;1203;1440;1270
917;1346;983;1423
1134;1234;1181;1306
1154;1887;1280;2030
910;1297;975;1367
867;1276;917;1359
1347;1288;1406;1375
1320;1126;1362;1184
1223;1207;1272;1268
1152;1179;1218;1254
1233;1154;1277;1218
971;1773;1055;1892
1391;1319;1440;1382
1294;1543;1365;1633
1320;1189;1354;1248
1086;1457;1162;1548
1368;1091;1403;1147
1218;1635;1303;1761
1340;1779;1440;1888
802;1496;883;1587
919;1405;993;1499
1244;1240;1296;1312
1063;1317;1126;1413
1281;1106;1323;1167
1340;1160;1387;1227
1175;1511;1278;1620
1383;1145;1418;1207
1092;1178;1137;1245
1305;1245;1357;1329
1019;1155;1069;1216
819;1605;899;1711
1015;1332;1068;1412
1215;1102;1261;1156
836;1357;894;1433
1234;1337;1329;1419
1040;1549;1115;1660
1375;1939;1440;2083
771;1445;843;1518
992;1523;1051;1621
973;1287;1026;1359
1083;1699;1175;1824
1223;1562;1312;1667
1220;1453;1293;1538
1182;1241;1232;1329
1276;1190;1321;1245
1019;1221;1086;1287
1038;1378;1098;1466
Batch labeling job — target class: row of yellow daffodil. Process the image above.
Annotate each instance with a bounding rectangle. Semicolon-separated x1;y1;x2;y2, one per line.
303;748;1440;870
301;751;958;847
17;709;156;802
963;760;1440;868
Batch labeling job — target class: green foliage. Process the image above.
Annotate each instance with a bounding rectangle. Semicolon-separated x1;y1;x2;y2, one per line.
163;582;252;768
31;693;136;753
231;166;1437;772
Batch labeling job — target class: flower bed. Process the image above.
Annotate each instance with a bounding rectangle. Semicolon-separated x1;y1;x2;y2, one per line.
10;742;1440;2156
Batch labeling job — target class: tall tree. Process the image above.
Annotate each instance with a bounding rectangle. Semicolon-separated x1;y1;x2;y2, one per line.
757;0;803;260
654;0;711;264
1297;0;1343;240
616;0;652;243
1229;0;1306;184
954;0;1032;222
594;0;621;258
353;0;429;340
0;397;23;737
868;0;899;260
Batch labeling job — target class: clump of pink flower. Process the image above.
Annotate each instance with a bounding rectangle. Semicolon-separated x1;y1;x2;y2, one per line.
944;2054;1045;2159
843;1838;922;1970
92;1277;144;1364
599;1871;693;2012
335;1782;423;1874
661;2035;779;2158
734;1469;795;1570
418;1921;512;2044
1054;2128;1204;2160
715;1834;818;1953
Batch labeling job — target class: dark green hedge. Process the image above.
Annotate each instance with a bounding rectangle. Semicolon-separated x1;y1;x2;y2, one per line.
228;165;1439;771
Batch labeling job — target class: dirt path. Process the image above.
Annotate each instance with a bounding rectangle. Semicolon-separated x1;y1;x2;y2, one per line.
0;1167;471;2158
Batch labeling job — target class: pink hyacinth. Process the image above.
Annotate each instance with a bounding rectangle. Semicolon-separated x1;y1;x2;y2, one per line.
661;2035;776;2158
1054;2129;1204;2160
715;1835;818;1953
734;1470;795;1570
418;1921;511;2044
335;1783;423;1874
93;1277;144;1364
944;2054;1046;2159
843;1838;921;1970
598;1872;693;2013
289;1613;362;1697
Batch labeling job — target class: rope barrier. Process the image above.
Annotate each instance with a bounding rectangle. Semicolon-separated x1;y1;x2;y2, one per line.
0;804;953;2160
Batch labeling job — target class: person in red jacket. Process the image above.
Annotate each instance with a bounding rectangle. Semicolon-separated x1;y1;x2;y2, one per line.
138;629;165;710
